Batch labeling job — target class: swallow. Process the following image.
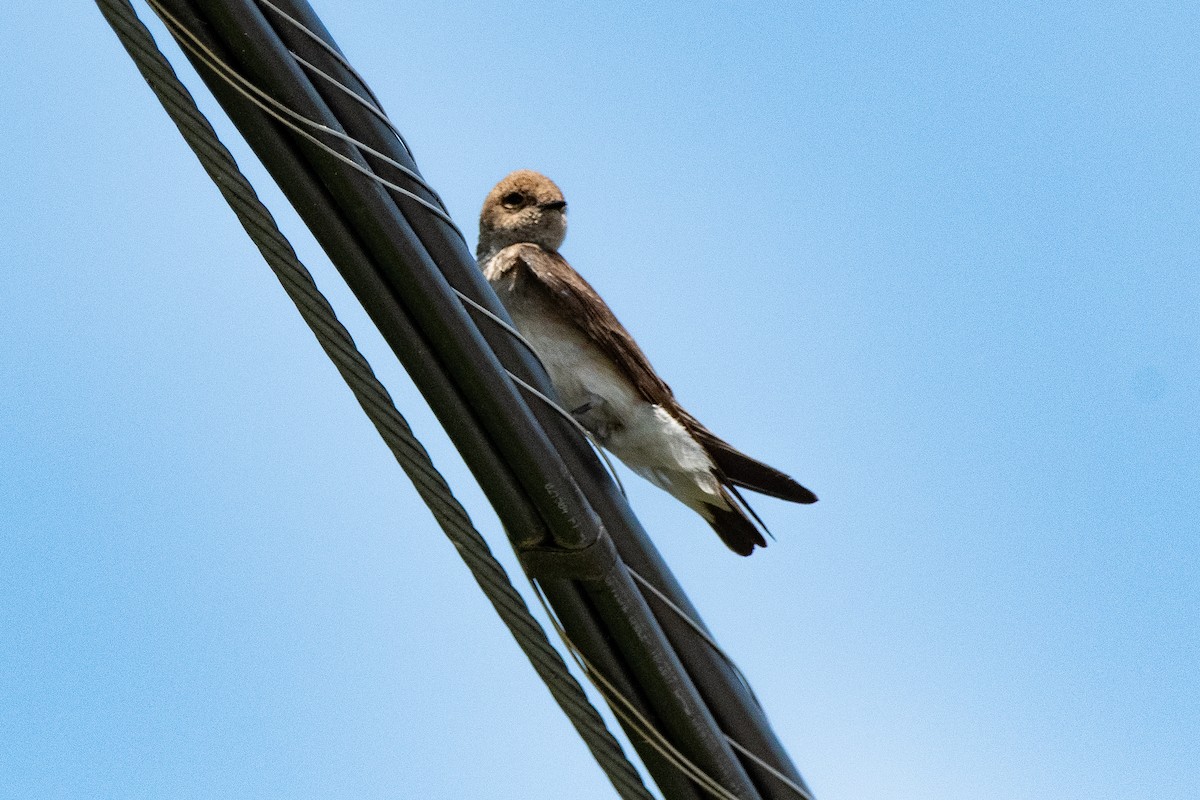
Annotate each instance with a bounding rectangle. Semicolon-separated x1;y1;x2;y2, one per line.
477;169;816;555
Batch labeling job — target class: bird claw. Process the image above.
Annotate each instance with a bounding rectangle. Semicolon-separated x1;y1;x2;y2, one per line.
570;395;613;442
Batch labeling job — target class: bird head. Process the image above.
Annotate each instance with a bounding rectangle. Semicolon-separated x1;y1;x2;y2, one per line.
477;169;568;260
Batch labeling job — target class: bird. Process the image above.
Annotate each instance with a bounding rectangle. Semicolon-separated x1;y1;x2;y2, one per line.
476;169;817;555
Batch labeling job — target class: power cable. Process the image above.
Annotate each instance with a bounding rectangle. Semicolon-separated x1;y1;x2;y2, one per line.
94;2;656;797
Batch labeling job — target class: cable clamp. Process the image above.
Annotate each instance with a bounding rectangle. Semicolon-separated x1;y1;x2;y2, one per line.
517;529;620;582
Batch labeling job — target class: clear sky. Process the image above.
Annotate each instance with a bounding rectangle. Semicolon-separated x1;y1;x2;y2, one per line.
2;2;1196;799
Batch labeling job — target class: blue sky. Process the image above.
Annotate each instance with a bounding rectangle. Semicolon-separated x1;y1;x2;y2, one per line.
2;2;1196;798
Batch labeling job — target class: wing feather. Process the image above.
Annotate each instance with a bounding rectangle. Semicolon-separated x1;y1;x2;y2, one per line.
500;243;674;405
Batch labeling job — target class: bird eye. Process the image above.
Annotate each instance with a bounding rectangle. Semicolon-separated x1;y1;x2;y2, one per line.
501;192;525;208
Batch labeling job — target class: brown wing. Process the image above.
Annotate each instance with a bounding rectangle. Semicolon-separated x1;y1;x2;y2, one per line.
503;243;674;405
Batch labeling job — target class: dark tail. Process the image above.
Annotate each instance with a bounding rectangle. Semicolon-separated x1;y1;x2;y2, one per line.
706;499;768;556
709;442;818;504
673;406;818;505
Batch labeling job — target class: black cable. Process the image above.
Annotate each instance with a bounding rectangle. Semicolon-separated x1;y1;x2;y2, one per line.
94;3;656;797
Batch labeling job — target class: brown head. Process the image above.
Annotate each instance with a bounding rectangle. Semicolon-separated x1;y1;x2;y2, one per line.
476;169;568;260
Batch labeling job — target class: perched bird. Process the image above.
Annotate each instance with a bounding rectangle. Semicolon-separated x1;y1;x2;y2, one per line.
477;169;817;555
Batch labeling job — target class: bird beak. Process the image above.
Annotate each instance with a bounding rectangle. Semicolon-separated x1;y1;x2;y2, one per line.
540;200;567;211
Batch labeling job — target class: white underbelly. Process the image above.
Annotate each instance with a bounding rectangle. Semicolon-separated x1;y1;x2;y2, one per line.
509;304;633;415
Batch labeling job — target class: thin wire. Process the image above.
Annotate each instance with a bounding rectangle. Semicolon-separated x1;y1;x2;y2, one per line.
453;288;628;497
287;49;418;163
451;287;528;346
724;739;814;800
625;568;751;691
147;0;462;231
95;3;655;798
624;568;814;799
531;582;745;800
506;372;629;498
253;0;400;147
536;580;814;800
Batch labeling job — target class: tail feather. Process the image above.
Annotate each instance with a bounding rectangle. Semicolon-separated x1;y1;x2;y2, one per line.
672;405;818;505
711;443;818;504
705;499;768;556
